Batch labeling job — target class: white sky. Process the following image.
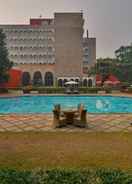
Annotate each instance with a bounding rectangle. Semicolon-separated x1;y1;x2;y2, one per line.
0;0;132;58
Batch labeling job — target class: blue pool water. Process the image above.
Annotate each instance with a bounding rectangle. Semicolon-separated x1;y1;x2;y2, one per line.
0;95;132;114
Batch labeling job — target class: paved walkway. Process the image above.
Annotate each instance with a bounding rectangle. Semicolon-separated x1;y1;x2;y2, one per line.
0;114;132;132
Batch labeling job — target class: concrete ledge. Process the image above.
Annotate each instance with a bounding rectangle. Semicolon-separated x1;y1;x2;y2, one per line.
30;90;39;94
98;91;106;94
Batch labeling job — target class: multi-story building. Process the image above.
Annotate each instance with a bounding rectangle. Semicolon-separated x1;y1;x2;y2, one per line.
0;12;96;87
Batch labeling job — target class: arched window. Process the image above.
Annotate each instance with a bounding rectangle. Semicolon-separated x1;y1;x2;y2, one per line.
88;79;93;87
44;72;54;86
75;79;79;87
75;79;79;83
64;79;68;86
22;72;31;86
58;79;63;87
33;71;43;86
83;79;88;87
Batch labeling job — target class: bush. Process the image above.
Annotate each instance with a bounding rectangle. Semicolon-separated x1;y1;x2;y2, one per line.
79;87;101;94
20;86;120;94
0;168;131;184
120;82;130;92
127;87;132;93
0;88;8;93
36;87;65;94
0;169;32;184
103;87;112;94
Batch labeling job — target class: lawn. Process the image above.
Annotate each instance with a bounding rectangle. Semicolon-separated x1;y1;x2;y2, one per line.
0;132;132;171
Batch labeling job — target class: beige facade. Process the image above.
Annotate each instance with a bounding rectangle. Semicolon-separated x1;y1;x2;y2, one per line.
55;13;83;77
83;37;96;74
0;12;96;87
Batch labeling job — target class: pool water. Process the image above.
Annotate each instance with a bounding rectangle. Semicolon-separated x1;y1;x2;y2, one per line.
0;95;132;114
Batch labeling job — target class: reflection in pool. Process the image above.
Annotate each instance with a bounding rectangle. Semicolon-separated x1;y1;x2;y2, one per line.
96;99;111;112
0;95;132;114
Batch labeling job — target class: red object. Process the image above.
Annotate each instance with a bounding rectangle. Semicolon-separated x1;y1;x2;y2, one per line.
107;75;120;85
104;80;113;85
96;74;120;86
30;18;53;26
104;75;120;86
96;74;102;86
5;69;22;88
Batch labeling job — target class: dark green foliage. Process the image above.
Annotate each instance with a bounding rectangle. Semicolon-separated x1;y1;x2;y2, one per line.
11;86;120;94
31;169;92;184
115;45;132;63
0;169;32;184
0;29;13;85
127;87;132;93
110;44;132;83
0;88;8;93
89;58;115;86
112;64;132;83
0;168;132;184
36;87;65;94
96;169;132;184
22;87;111;94
89;45;132;83
22;87;65;94
79;87;101;93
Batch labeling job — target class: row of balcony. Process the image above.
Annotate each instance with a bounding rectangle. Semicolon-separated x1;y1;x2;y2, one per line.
6;33;54;39
9;51;55;55
12;60;55;64
8;44;54;48
3;28;55;33
6;37;55;42
9;54;55;58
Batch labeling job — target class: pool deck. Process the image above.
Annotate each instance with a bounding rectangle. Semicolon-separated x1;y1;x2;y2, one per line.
0;92;132;132
0;113;132;132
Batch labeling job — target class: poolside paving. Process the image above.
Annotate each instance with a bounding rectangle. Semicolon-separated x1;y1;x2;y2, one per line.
0;113;132;132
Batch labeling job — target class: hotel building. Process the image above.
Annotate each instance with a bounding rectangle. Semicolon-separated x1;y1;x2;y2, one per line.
0;12;96;87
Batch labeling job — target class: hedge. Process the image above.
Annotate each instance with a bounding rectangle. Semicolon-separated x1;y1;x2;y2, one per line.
127;87;132;93
0;88;8;93
0;86;117;94
0;168;131;184
22;87;113;94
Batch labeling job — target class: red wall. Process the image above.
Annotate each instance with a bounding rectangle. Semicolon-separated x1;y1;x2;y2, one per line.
30;18;53;26
5;69;22;88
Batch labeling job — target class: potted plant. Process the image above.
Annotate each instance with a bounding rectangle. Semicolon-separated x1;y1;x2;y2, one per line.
22;85;32;94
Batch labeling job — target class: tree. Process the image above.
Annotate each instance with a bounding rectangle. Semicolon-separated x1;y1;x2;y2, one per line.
89;58;115;85
89;44;132;84
0;29;13;86
115;44;132;63
114;43;132;83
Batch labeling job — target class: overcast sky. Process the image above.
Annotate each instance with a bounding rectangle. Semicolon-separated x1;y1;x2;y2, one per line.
0;0;132;58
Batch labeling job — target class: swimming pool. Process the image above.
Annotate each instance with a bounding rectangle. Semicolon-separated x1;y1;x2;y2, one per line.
0;95;132;114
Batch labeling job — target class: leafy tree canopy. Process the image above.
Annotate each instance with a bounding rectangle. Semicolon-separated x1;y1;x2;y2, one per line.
89;56;132;84
115;43;132;63
0;29;13;84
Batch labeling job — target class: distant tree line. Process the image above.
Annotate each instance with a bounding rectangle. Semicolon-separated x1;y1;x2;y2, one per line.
89;43;132;84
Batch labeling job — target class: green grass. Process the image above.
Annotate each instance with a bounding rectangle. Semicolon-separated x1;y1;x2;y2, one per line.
0;132;132;170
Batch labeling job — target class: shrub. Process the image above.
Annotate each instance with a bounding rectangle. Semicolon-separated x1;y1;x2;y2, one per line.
127;87;132;93
0;168;131;184
103;87;112;94
36;87;65;94
0;88;8;93
96;168;132;184
0;169;32;184
79;87;101;94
